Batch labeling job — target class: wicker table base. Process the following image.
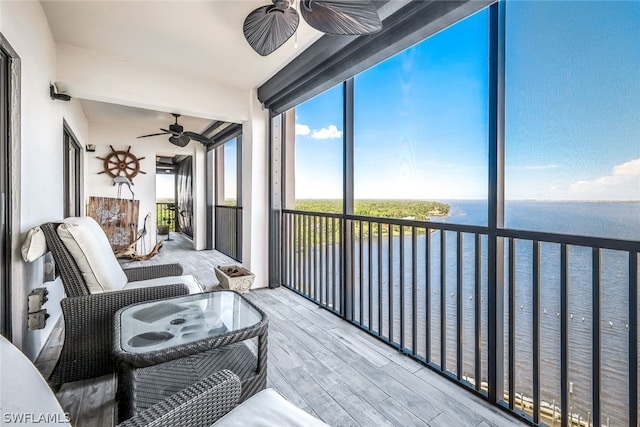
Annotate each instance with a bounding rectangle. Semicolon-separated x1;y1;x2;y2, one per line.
118;342;266;420
113;291;268;423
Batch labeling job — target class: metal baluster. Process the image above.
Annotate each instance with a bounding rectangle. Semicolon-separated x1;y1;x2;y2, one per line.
400;225;405;350
412;227;418;356
378;222;383;336
561;244;569;427
592;248;601;427
441;230;447;372
629;252;638;427
533;241;540;424
477;234;484;392
457;231;463;380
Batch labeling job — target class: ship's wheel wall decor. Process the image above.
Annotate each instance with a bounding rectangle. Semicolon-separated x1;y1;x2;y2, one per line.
97;145;146;182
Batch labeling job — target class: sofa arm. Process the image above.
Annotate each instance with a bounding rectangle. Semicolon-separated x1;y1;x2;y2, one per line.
123;263;184;281
49;284;190;387
117;370;241;427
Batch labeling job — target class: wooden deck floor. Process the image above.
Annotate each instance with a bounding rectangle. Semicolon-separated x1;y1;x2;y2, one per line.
36;233;525;427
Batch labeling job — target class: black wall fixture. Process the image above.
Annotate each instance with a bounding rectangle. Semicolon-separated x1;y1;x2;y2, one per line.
50;83;71;101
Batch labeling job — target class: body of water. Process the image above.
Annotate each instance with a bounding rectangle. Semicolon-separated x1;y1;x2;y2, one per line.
439;199;640;241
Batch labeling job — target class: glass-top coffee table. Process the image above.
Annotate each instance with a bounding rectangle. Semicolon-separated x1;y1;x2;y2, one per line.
113;291;268;422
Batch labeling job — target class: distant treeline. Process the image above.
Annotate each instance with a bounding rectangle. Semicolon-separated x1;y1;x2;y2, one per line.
287;200;450;247
294;199;450;220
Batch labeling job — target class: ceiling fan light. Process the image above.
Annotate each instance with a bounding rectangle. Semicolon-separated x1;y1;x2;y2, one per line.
169;135;190;148
273;0;292;10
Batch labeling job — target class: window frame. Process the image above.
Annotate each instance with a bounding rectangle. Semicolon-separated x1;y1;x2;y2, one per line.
63;121;82;218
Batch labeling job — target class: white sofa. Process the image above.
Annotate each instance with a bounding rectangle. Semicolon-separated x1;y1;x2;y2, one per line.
0;335;71;427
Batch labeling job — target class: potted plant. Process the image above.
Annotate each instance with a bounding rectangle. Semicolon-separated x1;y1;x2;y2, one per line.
214;265;255;294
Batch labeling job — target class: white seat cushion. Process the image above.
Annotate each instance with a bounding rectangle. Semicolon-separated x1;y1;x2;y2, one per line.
57;217;128;293
213;389;329;427
124;274;203;294
21;226;48;262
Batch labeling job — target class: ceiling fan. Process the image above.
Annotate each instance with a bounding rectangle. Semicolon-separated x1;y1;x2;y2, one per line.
243;0;382;56
137;113;212;147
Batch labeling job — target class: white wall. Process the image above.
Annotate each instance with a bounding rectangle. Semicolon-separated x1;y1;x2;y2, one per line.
86;121;204;252
0;1;271;358
1;1;89;359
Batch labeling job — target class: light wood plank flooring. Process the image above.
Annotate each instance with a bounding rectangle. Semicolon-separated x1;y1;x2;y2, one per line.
36;233;525;427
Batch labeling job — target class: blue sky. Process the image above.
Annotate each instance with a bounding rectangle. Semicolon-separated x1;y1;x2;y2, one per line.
156;173;174;199
223;138;237;201
293;1;640;201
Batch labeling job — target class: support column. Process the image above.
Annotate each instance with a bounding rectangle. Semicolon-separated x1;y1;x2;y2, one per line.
205;148;215;250
242;89;269;288
192;143;207;250
487;1;506;404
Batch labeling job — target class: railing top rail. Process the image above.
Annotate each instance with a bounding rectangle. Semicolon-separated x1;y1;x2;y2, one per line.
498;228;640;252
282;209;344;220
215;205;243;210
283;208;640;252
283;209;487;234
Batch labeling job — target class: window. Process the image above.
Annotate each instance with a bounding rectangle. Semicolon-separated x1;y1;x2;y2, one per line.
289;84;344;212
223;138;238;206
504;2;640;425
63;123;81;217
214;136;243;261
0;40;12;339
273;2;640;424
505;1;640;239
354;10;489;226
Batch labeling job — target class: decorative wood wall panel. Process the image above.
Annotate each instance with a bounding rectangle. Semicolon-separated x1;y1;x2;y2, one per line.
87;196;139;251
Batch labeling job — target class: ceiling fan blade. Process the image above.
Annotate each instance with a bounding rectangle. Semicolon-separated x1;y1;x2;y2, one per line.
161;128;181;136
169;135;191;148
243;4;299;56
183;131;213;145
137;131;170;138
300;0;382;35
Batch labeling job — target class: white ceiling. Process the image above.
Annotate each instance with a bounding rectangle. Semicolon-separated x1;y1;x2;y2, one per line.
40;0;322;91
79;99;212;134
40;1;323;132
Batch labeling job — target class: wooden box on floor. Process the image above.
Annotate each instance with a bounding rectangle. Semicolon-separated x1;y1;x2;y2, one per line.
214;265;254;294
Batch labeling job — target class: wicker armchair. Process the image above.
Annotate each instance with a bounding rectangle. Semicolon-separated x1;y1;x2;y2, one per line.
117;370;241;427
40;222;193;388
118;370;331;427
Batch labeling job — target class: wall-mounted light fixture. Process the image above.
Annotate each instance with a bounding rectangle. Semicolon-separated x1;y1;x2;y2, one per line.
86;144;96;152
49;83;71;101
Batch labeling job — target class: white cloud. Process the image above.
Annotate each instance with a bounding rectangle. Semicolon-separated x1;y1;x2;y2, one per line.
311;125;343;140
523;164;559;170
613;158;640;175
295;124;310;136
570;158;640;199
